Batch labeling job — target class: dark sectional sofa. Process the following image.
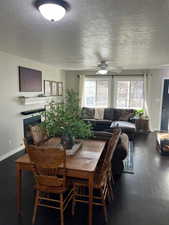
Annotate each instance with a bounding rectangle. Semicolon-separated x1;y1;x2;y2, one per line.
82;107;136;140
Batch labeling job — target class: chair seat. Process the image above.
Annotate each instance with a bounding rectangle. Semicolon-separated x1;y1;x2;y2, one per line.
42;137;60;146
36;184;67;194
73;173;106;189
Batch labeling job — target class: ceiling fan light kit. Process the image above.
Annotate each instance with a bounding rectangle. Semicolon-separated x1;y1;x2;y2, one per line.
35;0;70;22
96;61;108;75
97;69;108;75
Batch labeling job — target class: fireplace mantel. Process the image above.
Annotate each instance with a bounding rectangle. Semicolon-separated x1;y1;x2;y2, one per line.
18;96;62;105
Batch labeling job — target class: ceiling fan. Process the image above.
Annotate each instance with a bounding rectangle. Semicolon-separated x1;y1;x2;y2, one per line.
96;60;122;75
96;61;108;75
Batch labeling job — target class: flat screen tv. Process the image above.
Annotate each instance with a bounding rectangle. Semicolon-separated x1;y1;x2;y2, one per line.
19;66;42;92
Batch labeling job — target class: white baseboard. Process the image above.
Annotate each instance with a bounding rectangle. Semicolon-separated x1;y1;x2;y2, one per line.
0;146;24;162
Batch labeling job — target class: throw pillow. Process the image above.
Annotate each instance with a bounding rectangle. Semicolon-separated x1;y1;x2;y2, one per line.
119;112;134;121
81;107;95;119
94;108;104;120
104;108;114;120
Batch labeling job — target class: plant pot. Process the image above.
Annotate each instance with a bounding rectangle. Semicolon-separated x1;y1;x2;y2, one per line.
61;135;75;149
140;114;144;119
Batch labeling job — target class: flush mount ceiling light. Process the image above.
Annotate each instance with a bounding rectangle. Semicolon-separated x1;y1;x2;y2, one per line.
96;61;108;75
35;0;70;22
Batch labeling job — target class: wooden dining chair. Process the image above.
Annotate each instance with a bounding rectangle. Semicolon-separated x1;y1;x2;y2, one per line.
27;145;73;225
24;125;48;152
106;128;122;200
72;128;121;222
29;124;49;145
24;125;60;153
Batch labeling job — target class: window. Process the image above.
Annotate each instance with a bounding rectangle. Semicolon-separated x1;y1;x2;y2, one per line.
115;77;144;109
84;78;110;107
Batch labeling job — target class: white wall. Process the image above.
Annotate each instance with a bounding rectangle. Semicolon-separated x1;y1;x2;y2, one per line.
65;71;79;92
0;51;65;160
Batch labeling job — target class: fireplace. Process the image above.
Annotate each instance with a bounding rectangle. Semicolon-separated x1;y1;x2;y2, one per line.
23;115;41;144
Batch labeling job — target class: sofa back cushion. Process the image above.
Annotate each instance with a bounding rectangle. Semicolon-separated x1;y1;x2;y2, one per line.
114;109;135;121
93;120;112;131
81;107;95;119
104;108;114;121
82;107;136;122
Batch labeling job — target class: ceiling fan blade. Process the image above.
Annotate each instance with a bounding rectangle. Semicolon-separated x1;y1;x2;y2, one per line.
109;66;123;74
95;51;104;62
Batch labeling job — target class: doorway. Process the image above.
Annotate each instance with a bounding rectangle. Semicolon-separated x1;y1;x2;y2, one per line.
161;79;169;131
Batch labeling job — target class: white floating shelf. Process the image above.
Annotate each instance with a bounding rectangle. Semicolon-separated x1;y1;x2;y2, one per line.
18;96;63;105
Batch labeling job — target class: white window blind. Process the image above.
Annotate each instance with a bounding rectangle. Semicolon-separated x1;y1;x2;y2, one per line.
114;77;144;109
84;78;110;107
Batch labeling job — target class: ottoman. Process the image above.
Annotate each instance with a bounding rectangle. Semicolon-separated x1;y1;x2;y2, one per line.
156;132;169;156
106;121;136;140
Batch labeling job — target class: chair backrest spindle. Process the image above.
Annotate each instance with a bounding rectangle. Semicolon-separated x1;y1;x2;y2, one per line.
106;128;121;165
95;128;121;183
27;145;67;189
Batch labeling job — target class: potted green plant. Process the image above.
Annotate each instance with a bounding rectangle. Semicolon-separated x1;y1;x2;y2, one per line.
40;89;92;149
134;109;145;119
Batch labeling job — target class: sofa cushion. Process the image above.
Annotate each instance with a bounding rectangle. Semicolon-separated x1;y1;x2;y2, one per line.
119;111;134;121
93;131;113;140
117;133;129;158
83;119;112;131
113;109;135;121
104;108;114;120
94;120;112;131
81;107;95;119
111;133;129;176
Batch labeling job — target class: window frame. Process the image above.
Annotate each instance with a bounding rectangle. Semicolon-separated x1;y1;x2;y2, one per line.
113;76;144;109
83;76;112;108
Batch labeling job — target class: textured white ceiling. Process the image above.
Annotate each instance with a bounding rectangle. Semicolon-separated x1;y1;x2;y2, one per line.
0;0;169;70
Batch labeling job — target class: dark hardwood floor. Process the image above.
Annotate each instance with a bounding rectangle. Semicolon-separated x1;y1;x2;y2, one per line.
1;133;169;225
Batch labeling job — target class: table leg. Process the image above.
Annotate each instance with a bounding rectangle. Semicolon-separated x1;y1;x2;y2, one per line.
88;173;94;225
16;163;22;215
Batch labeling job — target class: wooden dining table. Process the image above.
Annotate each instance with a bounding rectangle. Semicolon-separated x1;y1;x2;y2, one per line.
15;138;106;225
